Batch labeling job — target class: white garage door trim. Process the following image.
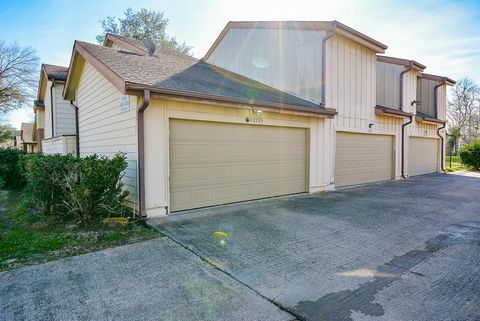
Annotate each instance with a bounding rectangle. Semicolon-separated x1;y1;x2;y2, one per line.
408;136;439;176
335;131;394;187
168;119;308;212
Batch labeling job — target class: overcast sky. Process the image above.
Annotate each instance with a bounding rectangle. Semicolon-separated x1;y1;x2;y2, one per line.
2;0;479;128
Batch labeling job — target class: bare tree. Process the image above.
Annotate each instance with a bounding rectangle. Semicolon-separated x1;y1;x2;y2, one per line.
0;41;39;113
447;77;480;144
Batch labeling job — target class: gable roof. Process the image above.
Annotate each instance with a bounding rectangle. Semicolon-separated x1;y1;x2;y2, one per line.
377;55;426;71
64;40;336;116
36;63;69;102
204;20;388;60
43;64;68;81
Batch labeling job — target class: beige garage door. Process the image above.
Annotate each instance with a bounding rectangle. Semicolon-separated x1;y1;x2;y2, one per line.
169;119;307;212
408;137;438;176
335;132;393;187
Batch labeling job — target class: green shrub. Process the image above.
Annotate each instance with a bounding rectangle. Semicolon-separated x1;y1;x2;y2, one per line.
21;154;77;216
459;141;480;170
0;148;26;189
63;153;129;222
22;153;129;223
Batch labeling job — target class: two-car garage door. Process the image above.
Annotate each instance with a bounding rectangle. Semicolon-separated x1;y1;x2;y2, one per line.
169;119;307;212
335;132;394;187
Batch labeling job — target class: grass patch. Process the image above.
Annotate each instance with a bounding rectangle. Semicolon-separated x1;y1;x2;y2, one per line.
0;190;160;271
445;155;467;172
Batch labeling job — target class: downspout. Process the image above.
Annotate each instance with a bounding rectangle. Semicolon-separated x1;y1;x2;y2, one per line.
434;78;447;172
137;90;151;217
70;101;80;157
399;61;413;111
437;123;446;172
50;79;55;137
321;22;337;107
401;115;413;179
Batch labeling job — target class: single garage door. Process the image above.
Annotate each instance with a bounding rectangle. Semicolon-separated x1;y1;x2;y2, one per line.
335;132;394;187
408;137;438;176
169;119;307;212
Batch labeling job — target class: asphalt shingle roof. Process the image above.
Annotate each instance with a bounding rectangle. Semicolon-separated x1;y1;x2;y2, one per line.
43;64;68;81
78;40;323;109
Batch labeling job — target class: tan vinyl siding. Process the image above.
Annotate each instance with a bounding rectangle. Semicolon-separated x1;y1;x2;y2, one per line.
53;83;76;136
207;27;325;103
376;61;404;110
43;81;53;138
76;62;138;210
36;109;45;129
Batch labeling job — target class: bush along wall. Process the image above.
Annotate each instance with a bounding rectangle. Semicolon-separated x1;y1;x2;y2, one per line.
460;141;480;170
22;153;129;223
0;148;26;189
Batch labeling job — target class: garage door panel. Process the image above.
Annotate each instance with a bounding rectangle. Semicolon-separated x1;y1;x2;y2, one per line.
335;132;393;187
169;119;307;211
408;137;438;176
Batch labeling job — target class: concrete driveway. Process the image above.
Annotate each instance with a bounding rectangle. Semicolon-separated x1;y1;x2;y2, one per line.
150;171;480;321
0;237;291;321
1;172;479;321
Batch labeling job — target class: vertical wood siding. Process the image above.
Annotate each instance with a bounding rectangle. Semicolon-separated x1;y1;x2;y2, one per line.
326;35;377;131
403;69;418;114
376;61;404;110
417;78;438;117
207;28;326;103
436;85;447;121
76;62;138;210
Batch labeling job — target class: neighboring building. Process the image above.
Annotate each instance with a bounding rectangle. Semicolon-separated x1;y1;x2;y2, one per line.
35;64;77;155
375;56;455;177
20;123;37;153
56;22;454;218
32;100;45;152
410;73;455;175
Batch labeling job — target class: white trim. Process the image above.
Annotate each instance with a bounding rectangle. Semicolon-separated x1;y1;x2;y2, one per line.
146;206;168;218
335;127;396;136
309;183;335;193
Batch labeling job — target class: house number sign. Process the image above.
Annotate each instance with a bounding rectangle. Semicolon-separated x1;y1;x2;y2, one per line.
246;109;263;124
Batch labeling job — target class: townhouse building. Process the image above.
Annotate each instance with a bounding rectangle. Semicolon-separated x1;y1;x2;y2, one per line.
35;21;454;217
